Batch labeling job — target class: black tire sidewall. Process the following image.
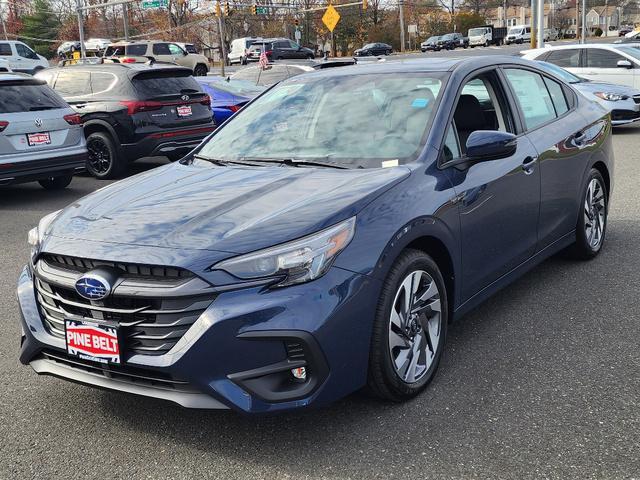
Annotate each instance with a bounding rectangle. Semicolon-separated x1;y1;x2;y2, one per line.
38;174;72;190
574;168;608;258
369;250;448;401
86;132;122;179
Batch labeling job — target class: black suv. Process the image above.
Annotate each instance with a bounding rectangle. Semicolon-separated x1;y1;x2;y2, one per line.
437;32;468;50
35;63;215;179
247;38;315;62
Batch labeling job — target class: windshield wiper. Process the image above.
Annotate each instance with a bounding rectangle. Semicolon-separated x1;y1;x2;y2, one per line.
192;154;267;167
239;157;349;169
29;106;57;111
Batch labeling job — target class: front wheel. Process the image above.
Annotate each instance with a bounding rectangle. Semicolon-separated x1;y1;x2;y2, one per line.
367;249;448;402
193;64;208;76
567;168;608;259
38;175;72;190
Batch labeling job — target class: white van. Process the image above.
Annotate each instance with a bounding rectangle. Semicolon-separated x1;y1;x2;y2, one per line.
228;37;262;65
505;25;531;45
0;41;48;74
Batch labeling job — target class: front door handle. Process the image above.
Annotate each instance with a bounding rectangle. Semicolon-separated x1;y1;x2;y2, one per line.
522;155;537;175
573;131;587;146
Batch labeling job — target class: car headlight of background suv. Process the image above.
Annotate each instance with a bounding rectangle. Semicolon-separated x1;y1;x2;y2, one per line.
27;210;61;257
213;217;356;287
594;92;629;102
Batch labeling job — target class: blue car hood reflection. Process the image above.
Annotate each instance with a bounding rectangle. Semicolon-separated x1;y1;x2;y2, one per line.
49;162;410;253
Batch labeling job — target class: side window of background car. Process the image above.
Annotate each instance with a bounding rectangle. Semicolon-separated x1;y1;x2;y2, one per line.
90;72;116;94
54;71;91;97
504;69;557;130
0;43;11;56
276;41;290;49
16;43;38;59
152;43;171;55
543;77;569;116
127;44;148;56
546;49;581;68
586;49;626;68
288;41;299;49
168;44;184;56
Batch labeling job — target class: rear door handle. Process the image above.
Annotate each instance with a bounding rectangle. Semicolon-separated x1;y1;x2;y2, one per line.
522;155;537;174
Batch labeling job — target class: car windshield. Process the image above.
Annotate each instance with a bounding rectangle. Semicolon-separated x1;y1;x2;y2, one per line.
442;34;454;40
197;72;446;168
363;44;376;48
537;61;582;83
468;28;486;36
509;27;523;34
427;37;437;42
0;81;67;113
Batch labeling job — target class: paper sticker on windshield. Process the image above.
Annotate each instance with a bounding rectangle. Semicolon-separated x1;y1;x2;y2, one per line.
412;98;430;108
382;159;399;168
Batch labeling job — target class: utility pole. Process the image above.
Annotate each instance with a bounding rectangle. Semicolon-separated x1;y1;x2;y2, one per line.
76;0;87;59
123;3;130;40
530;0;537;49
0;1;8;41
503;0;507;27
217;12;226;76
604;0;608;37
399;0;405;52
537;0;544;48
581;0;586;43
575;0;579;43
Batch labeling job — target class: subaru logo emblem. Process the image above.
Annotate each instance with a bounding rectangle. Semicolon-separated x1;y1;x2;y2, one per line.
75;273;111;300
34;118;43;128
181;94;189;101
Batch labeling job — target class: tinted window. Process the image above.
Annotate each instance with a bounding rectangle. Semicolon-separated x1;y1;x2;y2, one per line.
504;69;556;130
231;65;292;86
91;72;116;93
0;82;67;113
543;77;569;116
545;49;581;68
275;41;289;48
16;43;38;59
152;43;171;55
53;70;91;97
0;43;11;56
104;45;125;56
288;41;299;49
126;44;148;56
586;48;625;68
132;71;201;99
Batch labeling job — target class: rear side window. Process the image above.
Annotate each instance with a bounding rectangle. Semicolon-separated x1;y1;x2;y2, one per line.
152;43;171;55
546;49;581;68
504;69;557;130
0;82;67;113
132;71;201;99
53;71;91;97
0;43;11;56
586;48;625;68
126;44;148;56
543;77;569;116
91;72;117;94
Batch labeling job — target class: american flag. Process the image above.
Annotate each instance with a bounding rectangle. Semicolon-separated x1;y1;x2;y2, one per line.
258;50;269;69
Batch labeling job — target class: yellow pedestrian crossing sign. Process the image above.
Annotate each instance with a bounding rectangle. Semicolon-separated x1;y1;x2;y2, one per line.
322;4;340;32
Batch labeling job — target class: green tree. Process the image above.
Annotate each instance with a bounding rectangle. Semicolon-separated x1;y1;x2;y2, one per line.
21;0;61;58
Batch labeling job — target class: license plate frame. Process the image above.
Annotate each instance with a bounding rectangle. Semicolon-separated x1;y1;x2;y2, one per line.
177;105;192;117
65;319;121;364
27;132;51;146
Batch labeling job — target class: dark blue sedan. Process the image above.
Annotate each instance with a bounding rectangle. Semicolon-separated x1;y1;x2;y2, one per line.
195;76;265;124
18;56;613;413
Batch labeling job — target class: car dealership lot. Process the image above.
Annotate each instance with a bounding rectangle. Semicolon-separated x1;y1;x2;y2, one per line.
1;120;639;480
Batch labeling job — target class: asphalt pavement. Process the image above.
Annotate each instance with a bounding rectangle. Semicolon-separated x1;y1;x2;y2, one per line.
1;64;640;480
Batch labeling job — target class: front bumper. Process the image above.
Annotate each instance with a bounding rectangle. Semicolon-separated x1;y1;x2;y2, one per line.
18;256;378;413
0;152;86;186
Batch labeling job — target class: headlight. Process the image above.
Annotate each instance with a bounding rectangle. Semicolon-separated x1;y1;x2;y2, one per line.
594;92;629;101
28;210;61;249
213;217;356;287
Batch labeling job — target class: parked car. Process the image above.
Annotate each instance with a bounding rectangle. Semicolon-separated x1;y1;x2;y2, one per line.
354;42;393;56
175;42;199;54
56;41;81;58
231;59;355;86
505;25;532;44
522;43;640;89
0;73;86;189
196;76;266;124
103;41;210;76
85;38;111;52
246;38;315;61
536;60;640;125
619;25;634;36
614;31;640;44
436;33;468;50
18;56;613;413
35;63;215;178
0;58;10;72
228;37;262;65
421;36;441;52
468;25;507;47
544;28;560;41
0;40;48;74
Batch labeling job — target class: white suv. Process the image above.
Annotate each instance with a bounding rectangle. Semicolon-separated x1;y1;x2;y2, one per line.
0;41;48;74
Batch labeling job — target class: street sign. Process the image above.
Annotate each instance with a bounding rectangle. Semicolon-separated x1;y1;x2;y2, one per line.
142;0;167;8
408;24;417;33
322;5;340;32
255;6;268;14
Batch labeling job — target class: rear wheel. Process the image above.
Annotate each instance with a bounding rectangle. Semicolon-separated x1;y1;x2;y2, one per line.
194;64;208;76
38;175;72;190
367;249;448;402
567;168;608;259
86;131;125;180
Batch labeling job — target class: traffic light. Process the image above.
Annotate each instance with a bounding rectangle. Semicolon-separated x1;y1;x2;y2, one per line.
224;0;230;15
362;0;367;10
294;18;299;26
251;4;256;14
215;0;221;16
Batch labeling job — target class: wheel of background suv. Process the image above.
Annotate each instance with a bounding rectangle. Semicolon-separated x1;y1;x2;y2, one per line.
567;168;608;260
367;249;448;402
86;131;124;180
306;54;314;60
38;174;72;190
194;64;208;76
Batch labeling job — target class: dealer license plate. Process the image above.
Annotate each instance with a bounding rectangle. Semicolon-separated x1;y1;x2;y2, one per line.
177;105;192;117
27;132;51;146
65;320;121;364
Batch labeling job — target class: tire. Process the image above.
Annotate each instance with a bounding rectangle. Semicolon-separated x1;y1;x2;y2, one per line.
306;54;314;60
194;64;208;76
566;168;608;260
367;249;448;402
86;131;125;180
38;174;72;190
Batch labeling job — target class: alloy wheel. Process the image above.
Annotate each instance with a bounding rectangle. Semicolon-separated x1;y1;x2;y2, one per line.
388;270;442;384
584;177;606;250
87;138;112;175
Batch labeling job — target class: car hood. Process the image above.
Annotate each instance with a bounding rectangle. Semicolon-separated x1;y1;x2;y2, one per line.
48;161;410;254
574;81;640;97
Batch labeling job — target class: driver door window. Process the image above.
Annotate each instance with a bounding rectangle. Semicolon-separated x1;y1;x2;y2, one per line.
168;44;185;56
16;43;38;60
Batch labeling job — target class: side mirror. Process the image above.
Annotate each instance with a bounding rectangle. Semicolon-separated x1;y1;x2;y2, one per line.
466;130;517;160
617;59;633;69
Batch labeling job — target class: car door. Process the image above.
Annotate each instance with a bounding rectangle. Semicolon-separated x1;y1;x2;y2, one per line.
582;47;635;87
151;43;175;63
14;42;41;72
168;43;190;68
502;67;591;250
443;70;541;300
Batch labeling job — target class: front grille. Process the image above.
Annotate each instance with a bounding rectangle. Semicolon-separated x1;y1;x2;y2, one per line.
285;340;306;361
633;95;640;105
34;257;216;357
612;109;640;121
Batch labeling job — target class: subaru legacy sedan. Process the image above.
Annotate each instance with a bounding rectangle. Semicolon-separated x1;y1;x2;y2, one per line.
18;57;613;413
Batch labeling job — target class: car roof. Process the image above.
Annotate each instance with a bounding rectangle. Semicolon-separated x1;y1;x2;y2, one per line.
0;72;42;83
46;62;193;78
